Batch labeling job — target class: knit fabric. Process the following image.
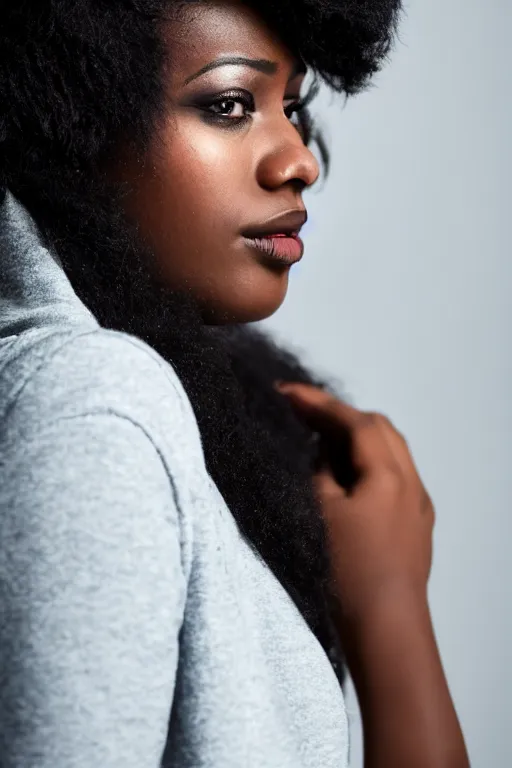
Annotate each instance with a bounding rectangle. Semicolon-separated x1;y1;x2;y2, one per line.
0;189;349;767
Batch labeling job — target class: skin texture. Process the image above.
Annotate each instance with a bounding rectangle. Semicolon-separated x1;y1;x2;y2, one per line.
112;0;319;325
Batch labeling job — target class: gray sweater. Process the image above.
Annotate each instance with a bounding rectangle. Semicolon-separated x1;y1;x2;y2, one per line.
0;189;349;767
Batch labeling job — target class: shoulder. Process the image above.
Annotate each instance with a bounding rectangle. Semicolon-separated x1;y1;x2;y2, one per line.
3;326;205;474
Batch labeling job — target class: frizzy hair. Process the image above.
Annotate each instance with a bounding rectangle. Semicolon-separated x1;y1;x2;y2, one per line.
0;0;402;687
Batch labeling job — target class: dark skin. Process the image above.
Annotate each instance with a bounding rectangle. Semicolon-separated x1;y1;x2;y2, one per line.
276;382;470;767
113;0;318;325
112;1;470;765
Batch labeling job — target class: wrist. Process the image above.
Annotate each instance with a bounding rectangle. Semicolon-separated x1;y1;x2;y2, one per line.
335;582;433;669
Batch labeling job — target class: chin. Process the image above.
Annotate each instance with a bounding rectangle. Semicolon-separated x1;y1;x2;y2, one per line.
202;276;290;326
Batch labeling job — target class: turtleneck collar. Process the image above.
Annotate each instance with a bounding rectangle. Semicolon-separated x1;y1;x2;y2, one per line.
0;188;97;340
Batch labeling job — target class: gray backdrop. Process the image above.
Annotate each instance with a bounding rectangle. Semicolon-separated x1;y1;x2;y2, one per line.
260;0;511;765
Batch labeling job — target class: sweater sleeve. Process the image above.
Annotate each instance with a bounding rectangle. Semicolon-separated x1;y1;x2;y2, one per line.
0;411;186;768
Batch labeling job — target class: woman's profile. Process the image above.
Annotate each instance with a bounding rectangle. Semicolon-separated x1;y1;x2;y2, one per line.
0;2;468;766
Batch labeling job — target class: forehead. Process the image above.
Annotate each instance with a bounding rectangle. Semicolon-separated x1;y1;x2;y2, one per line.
164;1;299;81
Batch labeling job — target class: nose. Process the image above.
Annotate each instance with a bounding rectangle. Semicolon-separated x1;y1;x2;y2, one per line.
256;125;320;192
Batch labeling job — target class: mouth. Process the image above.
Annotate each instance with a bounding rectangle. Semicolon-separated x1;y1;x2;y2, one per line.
244;233;304;265
241;209;306;266
241;209;307;239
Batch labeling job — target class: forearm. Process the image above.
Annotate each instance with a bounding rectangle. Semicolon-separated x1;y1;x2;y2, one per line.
341;588;469;768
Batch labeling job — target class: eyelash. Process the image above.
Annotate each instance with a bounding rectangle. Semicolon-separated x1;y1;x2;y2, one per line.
200;88;313;127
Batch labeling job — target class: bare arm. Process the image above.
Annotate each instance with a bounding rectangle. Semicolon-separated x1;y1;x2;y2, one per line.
275;381;469;767
342;587;469;768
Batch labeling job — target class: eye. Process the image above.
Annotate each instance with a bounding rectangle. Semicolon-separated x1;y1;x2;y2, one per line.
209;98;247;118
200;89;255;123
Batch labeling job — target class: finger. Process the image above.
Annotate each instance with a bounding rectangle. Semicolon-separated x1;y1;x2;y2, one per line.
370;415;433;520
276;383;394;477
275;381;364;432
371;413;417;475
422;488;435;522
313;464;348;502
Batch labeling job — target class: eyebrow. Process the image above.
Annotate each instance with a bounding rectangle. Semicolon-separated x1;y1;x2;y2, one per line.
183;56;305;86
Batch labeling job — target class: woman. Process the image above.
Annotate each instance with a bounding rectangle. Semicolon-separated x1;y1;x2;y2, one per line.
0;1;468;766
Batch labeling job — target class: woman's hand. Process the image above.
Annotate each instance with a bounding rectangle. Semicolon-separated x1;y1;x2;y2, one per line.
275;380;434;624
275;381;469;768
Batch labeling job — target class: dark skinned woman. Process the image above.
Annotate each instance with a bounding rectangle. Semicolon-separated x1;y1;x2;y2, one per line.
0;2;468;766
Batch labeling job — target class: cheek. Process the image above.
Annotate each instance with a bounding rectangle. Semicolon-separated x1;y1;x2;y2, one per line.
158;123;251;222
122;123;290;323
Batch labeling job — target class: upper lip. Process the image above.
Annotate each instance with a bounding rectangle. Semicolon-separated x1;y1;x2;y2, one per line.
241;209;307;239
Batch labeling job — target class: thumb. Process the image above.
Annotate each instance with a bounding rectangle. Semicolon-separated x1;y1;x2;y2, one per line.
313;440;349;500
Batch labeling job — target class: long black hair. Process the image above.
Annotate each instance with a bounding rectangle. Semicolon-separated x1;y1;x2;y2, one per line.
0;0;402;687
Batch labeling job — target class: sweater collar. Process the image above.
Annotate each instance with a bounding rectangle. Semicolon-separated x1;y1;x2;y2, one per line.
0;188;97;339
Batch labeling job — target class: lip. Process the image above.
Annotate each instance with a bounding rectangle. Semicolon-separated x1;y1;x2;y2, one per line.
244;233;304;265
241;209;307;239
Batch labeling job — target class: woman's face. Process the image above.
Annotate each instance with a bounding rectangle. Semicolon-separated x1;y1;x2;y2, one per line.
113;0;319;325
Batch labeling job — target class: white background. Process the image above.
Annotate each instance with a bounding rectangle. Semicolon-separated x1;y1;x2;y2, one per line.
261;0;511;764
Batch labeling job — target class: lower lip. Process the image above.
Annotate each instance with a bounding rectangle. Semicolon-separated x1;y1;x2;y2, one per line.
244;234;304;265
